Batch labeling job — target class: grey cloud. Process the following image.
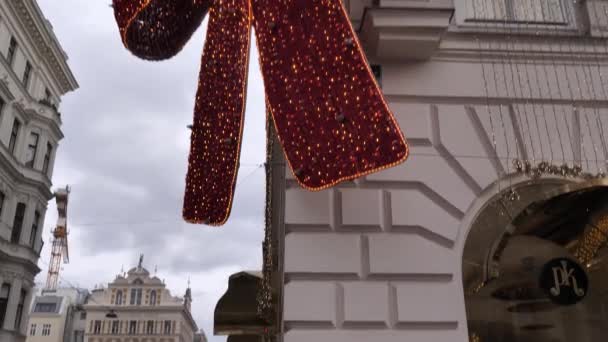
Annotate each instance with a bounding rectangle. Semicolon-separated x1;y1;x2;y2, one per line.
38;2;267;341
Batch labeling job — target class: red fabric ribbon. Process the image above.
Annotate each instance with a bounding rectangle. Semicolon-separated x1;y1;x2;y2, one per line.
112;0;409;225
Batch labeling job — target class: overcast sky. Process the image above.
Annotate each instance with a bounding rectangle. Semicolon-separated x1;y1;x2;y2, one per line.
36;1;266;341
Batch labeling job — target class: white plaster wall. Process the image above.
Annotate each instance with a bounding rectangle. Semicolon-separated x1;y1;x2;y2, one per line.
278;4;608;342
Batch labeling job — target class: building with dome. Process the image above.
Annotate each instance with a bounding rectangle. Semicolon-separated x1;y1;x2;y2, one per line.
82;256;200;342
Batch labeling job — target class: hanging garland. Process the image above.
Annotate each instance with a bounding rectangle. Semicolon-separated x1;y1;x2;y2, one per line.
111;0;409;225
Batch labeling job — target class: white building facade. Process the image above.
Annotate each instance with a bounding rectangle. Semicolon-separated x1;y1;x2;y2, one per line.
273;1;608;342
0;1;77;342
83;259;199;342
26;287;89;342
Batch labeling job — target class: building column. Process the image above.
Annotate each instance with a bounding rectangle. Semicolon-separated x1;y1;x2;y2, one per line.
2;277;22;331
19;286;33;334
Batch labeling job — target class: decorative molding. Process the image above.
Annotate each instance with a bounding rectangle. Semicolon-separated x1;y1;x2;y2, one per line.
8;0;78;94
359;6;454;61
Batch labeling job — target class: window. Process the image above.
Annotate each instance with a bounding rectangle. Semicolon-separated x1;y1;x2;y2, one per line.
111;320;119;334
130;288;142;305
79;311;86;320
115;290;123;305
0;284;10;327
74;330;84;342
34;302;57;313
0;97;5;116
6;37;17;66
129;320;137;335
44;88;52;102
30;323;36;336
11;202;26;244
25;132;39;168
22;61;32;89
42;142;53;174
164;320;171;335
93;320;101;334
146;320;154;334
29;210;40;247
0;191;5;218
466;0;566;24
150;290;157;306
42;324;51;336
14;289;26;329
8;118;21;155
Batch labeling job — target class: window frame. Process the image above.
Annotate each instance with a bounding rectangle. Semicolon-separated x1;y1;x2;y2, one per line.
30;323;36;336
11;202;26;244
8;118;21;156
29;210;40;247
150;290;157;306
25;132;39;168
42;323;51;336
42;142;53;175
146;320;154;334
115;290;123;305
164;320;172;335
93;320;101;334
128;320;136;335
22;61;32;90
454;0;580;33
6;37;17;66
14;289;26;329
0;191;5;219
111;320;119;334
0;283;11;327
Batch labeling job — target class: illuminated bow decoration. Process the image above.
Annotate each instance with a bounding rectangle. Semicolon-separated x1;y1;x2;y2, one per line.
112;0;409;225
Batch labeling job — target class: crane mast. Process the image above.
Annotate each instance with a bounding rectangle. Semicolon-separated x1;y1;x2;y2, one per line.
45;186;70;290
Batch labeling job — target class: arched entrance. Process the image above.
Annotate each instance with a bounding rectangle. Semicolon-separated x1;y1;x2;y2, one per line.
462;179;608;341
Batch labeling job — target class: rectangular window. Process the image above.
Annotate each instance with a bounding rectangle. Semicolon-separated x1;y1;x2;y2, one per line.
80;311;86;320
42;323;51;336
467;0;566;24
93;320;101;334
129;320;136;335
111;320;119;334
0;284;10;328
9;118;21;155
42;142;53;174
14;289;26;329
34;302;57;313
7;37;17;66
0;191;5;218
11;202;26;244
74;330;84;342
29;210;40;248
164;320;171;335
25;132;39;168
136;288;142;305
22;61;32;89
30;323;36;336
146;320;154;334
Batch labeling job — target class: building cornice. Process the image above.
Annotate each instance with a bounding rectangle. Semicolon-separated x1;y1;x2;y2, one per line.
7;0;78;94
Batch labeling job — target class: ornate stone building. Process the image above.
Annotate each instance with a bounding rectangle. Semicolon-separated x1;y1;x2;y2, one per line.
0;1;77;341
262;1;608;342
83;257;201;342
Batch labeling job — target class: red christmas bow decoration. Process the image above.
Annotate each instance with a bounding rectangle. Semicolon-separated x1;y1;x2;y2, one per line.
112;0;409;225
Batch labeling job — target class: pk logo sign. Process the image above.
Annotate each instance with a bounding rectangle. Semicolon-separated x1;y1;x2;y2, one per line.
539;258;588;306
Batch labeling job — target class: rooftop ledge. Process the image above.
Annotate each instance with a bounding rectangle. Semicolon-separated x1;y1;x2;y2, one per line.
358;0;454;61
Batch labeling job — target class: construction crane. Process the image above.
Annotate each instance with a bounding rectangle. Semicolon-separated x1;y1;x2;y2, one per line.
46;186;70;290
